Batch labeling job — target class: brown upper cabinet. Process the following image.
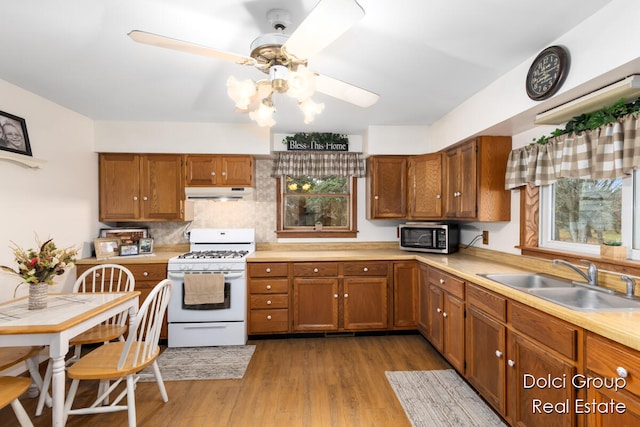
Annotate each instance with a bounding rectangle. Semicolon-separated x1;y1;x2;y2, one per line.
184;154;254;187
366;155;407;219
444;136;511;221
408;152;443;219
99;153;186;222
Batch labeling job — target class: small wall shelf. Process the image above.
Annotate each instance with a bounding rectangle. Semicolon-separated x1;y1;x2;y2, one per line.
0;151;46;168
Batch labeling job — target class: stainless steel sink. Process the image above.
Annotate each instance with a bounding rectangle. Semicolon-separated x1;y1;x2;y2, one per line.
528;287;640;312
478;273;574;289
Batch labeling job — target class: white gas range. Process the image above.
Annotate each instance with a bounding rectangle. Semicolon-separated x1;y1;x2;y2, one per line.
167;228;255;347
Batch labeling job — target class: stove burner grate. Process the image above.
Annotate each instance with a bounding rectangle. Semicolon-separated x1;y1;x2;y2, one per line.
177;250;249;260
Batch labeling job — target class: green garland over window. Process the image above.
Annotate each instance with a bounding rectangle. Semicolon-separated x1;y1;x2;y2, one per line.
533;97;640;145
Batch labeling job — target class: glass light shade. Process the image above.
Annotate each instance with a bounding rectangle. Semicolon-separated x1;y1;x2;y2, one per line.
299;97;325;124
227;76;257;110
287;65;316;101
249;101;276;127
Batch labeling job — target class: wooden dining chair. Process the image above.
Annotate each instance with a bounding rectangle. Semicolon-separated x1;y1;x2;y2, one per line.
0;376;35;427
0;346;51;409
36;264;135;415
64;279;172;427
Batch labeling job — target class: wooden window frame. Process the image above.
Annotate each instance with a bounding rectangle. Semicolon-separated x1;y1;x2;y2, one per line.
519;183;640;276
275;176;358;239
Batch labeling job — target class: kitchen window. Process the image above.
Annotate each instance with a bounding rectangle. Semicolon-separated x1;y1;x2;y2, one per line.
539;171;638;260
276;175;357;238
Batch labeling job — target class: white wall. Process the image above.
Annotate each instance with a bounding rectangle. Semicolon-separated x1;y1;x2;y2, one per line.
0;80;97;302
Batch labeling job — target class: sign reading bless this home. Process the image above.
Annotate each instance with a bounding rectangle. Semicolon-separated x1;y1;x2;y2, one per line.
287;139;349;151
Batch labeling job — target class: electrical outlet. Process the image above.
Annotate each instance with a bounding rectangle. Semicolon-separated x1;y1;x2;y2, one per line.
482;230;489;245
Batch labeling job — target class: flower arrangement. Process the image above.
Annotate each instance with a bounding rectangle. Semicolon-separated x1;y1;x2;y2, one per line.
1;237;78;286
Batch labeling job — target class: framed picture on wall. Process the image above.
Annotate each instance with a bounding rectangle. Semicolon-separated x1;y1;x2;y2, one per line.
0;111;32;157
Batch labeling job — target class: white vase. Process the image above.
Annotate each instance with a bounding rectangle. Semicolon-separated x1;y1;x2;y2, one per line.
28;283;48;310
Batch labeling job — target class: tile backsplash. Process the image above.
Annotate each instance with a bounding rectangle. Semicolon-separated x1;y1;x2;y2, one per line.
142;159;277;244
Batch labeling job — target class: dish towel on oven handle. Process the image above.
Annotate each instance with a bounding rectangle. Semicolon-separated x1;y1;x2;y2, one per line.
183;273;225;305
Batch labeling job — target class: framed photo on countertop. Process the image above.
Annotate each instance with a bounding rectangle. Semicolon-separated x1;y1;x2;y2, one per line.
119;244;139;256
99;227;148;244
94;238;121;259
138;238;154;254
0;111;32;157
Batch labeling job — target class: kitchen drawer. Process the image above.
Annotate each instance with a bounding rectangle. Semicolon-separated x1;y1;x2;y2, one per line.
249;309;289;333
343;261;388;276
293;262;339;277
126;263;168;281
428;267;464;299
248;263;288;278
509;301;578;361
587;333;640;397
250;294;289;309
466;283;506;322
249;279;289;294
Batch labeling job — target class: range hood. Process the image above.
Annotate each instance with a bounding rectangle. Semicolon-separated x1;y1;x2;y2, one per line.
535;75;640;125
184;187;255;201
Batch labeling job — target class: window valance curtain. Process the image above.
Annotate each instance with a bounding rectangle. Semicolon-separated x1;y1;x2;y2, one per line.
505;113;640;189
271;152;366;177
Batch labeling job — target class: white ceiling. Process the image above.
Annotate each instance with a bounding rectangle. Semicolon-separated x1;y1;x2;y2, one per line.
0;0;614;134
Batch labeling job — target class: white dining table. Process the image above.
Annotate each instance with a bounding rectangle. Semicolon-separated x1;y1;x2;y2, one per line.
0;291;140;427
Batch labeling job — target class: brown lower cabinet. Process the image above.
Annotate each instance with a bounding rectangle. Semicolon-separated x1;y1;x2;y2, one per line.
76;262;169;339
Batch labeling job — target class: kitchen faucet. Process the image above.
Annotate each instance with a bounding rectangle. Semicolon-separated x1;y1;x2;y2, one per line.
552;259;599;286
621;275;637;298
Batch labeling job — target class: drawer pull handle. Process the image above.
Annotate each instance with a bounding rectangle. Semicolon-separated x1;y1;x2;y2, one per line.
495;350;503;358
266;268;271;273
363;267;369;272
436;308;442;313
143;272;149;277
266;315;272;320
508;359;515;367
439;278;445;284
267;300;272;305
95;273;101;278
616;367;628;378
266;285;271;290
313;268;319;273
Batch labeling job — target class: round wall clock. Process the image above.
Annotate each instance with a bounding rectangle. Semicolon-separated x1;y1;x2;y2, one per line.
525;45;570;101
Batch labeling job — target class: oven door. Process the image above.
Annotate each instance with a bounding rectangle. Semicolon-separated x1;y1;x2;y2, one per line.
167;270;246;323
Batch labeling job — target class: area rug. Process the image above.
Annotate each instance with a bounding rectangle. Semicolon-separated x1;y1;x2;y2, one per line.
138;345;255;382
385;369;506;427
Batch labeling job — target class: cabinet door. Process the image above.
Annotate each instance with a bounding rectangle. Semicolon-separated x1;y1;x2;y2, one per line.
220;156;254;186
141;154;184;221
367;156;407;219
443;293;465;373
508;331;576;427
409;153;443;219
292;278;339;331
185;155;218;186
444;147;460;218
343;277;388;330
393;262;418;328
417;264;430;336
466;305;506;415
586;385;640;427
457;139;477;218
99;153;141;221
428;284;444;352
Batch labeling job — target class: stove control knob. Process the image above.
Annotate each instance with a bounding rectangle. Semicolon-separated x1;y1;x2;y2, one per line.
203;264;211;271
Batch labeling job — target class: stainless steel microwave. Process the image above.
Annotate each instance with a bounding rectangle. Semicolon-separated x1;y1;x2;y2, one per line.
399;223;459;254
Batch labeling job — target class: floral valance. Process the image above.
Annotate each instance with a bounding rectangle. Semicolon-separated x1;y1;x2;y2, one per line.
505;113;640;189
271;151;366;178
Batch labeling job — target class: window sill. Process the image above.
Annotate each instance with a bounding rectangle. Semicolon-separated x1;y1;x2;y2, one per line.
276;230;357;239
519;246;640;277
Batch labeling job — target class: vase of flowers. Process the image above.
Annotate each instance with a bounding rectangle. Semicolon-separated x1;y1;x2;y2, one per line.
1;237;78;309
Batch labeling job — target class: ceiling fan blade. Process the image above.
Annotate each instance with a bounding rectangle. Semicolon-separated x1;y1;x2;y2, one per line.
128;30;257;66
282;0;364;62
315;73;379;108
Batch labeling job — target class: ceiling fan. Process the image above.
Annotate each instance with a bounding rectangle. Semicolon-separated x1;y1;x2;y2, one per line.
128;0;379;126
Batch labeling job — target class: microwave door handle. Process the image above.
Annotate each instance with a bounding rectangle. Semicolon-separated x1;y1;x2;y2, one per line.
433;230;437;248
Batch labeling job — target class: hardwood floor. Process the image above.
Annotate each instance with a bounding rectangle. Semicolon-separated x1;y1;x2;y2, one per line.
1;333;451;426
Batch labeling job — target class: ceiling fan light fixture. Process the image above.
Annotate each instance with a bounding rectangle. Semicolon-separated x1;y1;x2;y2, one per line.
299;97;325;124
226;76;257;110
249;97;276;127
287;64;316;102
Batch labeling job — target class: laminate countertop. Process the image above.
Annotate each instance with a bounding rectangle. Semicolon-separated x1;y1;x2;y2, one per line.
248;247;640;352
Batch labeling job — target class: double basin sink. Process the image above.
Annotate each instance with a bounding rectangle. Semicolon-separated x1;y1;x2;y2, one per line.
478;273;640;312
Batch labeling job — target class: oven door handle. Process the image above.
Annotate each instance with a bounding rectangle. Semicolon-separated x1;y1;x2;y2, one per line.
168;271;245;280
